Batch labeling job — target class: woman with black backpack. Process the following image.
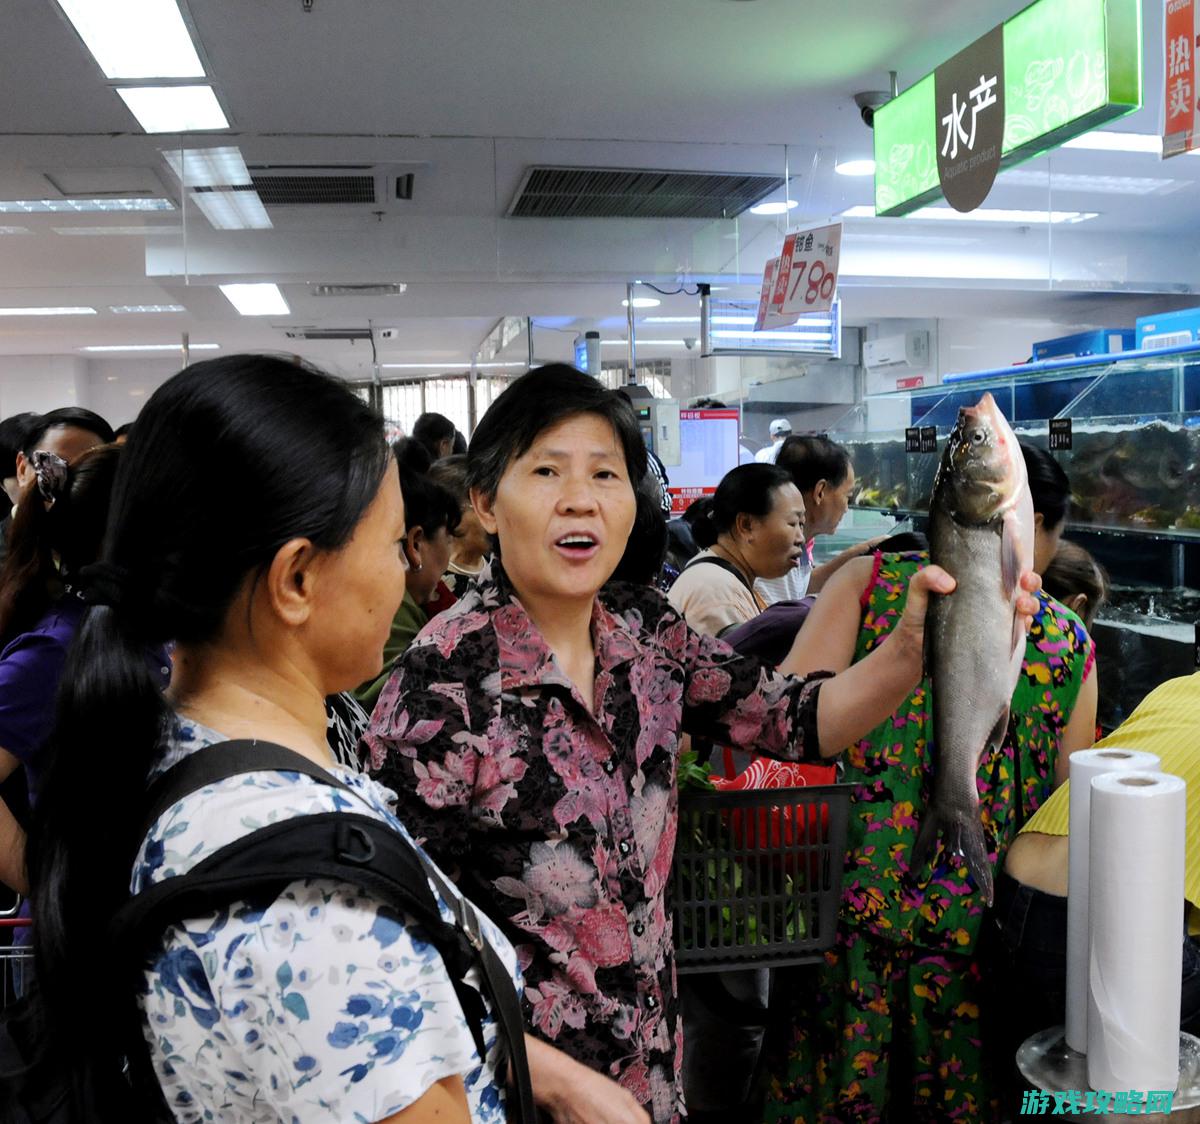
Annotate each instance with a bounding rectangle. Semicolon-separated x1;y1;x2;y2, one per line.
21;356;643;1124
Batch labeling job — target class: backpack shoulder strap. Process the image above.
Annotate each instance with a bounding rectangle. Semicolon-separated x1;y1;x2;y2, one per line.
137;738;346;846
125;741;537;1123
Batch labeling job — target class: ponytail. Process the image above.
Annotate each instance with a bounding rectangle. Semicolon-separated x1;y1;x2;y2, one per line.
27;605;168;1110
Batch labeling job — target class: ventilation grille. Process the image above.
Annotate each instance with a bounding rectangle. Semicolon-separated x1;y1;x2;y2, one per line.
311;283;407;298
249;174;375;206
508;167;785;219
283;326;374;341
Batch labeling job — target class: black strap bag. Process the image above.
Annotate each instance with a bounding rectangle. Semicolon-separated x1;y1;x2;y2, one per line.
1;740;536;1124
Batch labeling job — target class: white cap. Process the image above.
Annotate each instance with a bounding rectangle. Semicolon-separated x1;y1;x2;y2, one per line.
769;418;792;436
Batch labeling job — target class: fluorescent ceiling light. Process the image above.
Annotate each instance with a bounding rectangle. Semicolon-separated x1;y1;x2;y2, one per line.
713;330;830;342
643;316;701;324
0;226;31;235
109;304;186;313
219;283;289;316
82;343;218;352
190;189;272;230
56;0;204;79
601;339;688;347
749;200;799;215
0;199;173;213
997;169;1181;195
0;306;96;316
53;224;176;235
117;86;228;133
162;146;250;187
381;361;528;370
1062;131;1161;154
835;160;876;177
841;204;1097;224
621;297;661;309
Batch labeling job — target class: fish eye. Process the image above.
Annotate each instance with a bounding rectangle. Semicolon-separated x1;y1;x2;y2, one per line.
971;430;985;445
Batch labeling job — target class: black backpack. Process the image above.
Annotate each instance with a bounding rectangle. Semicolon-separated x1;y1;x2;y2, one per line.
0;740;536;1124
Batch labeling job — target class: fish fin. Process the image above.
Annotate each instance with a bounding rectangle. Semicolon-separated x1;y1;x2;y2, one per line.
1000;511;1022;598
910;805;941;874
910;805;996;905
985;705;1011;763
955;815;995;906
1011;610;1023;659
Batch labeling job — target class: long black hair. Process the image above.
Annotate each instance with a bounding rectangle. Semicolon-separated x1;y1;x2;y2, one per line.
691;463;794;549
26;355;390;1112
0;443;121;648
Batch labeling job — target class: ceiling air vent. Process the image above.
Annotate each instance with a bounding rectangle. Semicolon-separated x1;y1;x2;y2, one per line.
247;169;375;206
311;283;407;298
283;327;374;341
507;167;785;219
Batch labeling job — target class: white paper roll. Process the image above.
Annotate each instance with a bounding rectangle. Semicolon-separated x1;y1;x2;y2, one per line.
1087;771;1186;1094
1065;747;1161;1052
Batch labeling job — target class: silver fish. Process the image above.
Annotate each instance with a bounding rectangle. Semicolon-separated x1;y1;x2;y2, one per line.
912;392;1034;905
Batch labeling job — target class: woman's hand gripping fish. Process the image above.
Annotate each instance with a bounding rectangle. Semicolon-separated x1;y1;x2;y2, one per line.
911;392;1034;905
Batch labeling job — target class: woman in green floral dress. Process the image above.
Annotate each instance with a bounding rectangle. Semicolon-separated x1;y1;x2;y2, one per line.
763;549;1096;1123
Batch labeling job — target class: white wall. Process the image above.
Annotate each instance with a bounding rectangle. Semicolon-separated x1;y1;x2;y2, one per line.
0;356;88;418
85;359;180;427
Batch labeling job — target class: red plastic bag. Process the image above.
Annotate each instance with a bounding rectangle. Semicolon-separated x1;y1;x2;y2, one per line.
709;749;835;853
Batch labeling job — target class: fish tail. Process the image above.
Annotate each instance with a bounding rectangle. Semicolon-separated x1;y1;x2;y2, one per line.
910;807;995;905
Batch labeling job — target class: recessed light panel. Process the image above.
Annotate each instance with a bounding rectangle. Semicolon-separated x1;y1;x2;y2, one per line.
118;86;228;133
219;283;289;316
55;0;205;79
0;199;173;213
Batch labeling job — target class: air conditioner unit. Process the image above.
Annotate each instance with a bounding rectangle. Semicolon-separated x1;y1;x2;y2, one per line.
863;330;930;370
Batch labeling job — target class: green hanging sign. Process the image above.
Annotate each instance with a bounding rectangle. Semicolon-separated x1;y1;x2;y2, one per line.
872;0;1143;217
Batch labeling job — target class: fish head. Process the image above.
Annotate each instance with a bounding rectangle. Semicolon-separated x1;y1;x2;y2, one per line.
936;392;1028;523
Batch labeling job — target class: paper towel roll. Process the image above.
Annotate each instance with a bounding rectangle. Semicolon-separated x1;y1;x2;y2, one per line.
1087;771;1186;1094
1065;747;1161;1052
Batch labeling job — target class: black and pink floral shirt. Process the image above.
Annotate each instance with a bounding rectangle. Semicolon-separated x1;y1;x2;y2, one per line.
365;561;825;1123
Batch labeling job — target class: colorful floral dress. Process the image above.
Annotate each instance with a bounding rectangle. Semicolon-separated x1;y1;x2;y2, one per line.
134;717;520;1123
365;560;830;1124
764;551;1093;1123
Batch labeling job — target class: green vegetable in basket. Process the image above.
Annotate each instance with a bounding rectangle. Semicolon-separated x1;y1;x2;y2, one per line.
677;747;715;792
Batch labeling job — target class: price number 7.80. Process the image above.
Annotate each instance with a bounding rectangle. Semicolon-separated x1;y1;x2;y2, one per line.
785;259;837;309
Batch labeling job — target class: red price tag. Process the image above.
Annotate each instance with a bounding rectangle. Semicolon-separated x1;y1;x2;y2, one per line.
778;222;842;316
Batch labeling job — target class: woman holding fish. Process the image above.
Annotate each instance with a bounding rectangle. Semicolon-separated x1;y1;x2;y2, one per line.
763;397;1096;1123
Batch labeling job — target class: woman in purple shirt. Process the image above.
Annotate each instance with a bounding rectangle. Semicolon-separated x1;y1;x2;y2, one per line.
0;443;130;894
366;365;1044;1124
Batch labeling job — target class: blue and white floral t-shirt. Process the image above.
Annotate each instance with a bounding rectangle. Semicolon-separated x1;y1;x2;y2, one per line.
131;717;520;1123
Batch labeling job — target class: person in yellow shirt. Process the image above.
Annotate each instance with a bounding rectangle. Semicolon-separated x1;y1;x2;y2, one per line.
986;672;1200;1097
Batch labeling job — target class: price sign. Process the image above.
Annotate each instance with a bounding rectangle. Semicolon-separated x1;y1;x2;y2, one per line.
1049;417;1073;450
753;256;800;331
775;222;843;317
905;427;922;453
920;426;938;453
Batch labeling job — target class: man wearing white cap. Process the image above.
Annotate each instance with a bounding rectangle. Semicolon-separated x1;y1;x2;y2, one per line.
755;417;792;463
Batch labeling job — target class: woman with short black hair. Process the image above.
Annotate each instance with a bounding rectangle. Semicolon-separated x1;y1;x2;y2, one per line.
366;364;1027;1124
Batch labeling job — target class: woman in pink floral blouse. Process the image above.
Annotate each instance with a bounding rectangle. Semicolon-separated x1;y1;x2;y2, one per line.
365;365;1039;1124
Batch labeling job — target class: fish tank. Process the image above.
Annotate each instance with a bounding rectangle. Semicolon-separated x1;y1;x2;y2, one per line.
826;341;1200;730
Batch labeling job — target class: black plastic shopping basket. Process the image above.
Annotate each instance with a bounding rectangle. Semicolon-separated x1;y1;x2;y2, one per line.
672;783;851;973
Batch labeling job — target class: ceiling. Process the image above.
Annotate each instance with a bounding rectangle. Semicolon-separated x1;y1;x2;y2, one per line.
0;0;1196;378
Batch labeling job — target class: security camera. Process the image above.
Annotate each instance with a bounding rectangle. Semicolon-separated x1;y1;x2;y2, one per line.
854;90;891;129
683;337;698;351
